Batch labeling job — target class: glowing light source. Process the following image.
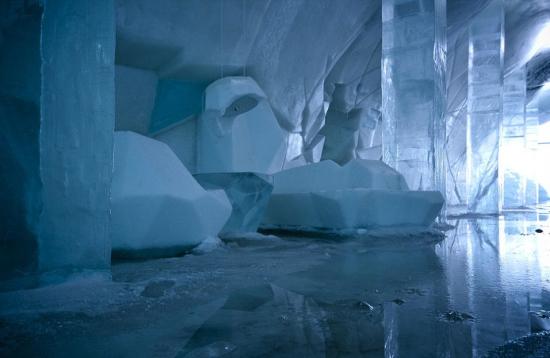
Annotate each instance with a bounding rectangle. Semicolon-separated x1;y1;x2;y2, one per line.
528;23;550;59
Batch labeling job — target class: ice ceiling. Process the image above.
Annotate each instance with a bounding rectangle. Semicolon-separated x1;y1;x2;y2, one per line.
116;0;550;192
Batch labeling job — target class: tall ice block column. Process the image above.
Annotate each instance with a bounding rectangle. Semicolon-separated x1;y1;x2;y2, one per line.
39;0;115;273
466;0;504;214
501;67;526;209
525;102;539;206
382;0;446;195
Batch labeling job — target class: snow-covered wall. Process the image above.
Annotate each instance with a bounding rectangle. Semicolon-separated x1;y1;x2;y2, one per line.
39;0;115;273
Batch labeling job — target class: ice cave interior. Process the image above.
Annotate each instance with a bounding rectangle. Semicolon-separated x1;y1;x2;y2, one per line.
1;0;550;357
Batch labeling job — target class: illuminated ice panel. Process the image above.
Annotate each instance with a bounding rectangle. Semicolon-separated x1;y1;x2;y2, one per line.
525;104;539;206
381;0;446;194
501;67;526;209
466;0;504;214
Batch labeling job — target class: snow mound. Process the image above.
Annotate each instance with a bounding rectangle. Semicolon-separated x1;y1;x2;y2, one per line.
262;159;443;232
111;131;231;257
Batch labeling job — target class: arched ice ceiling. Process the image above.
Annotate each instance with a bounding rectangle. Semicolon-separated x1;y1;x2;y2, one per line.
115;0;550;161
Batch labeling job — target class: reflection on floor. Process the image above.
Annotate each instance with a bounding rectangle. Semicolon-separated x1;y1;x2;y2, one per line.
1;210;549;357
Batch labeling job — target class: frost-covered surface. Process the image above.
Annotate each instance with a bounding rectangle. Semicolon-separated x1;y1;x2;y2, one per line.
194;172;273;234
1;215;549;357
485;331;550;358
111;132;231;257
153;117;199;173
39;0;115;272
272;159;409;193
262;159;443;231
197;77;286;174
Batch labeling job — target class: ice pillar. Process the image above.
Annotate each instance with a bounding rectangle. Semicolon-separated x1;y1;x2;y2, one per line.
501;67;526;209
381;0;447;196
525;103;539;206
466;0;504;214
39;0;115;273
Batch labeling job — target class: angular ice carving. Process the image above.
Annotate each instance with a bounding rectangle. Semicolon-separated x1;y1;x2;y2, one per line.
381;0;447;194
196;77;287;174
466;0;504;214
111;132;231;257
193;173;273;235
261;159;443;231
153;116;198;173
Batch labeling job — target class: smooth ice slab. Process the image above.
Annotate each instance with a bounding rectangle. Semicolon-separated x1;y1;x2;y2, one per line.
262;159;443;232
194;173;273;235
196;77;286;174
264;189;443;230
111;131;231;257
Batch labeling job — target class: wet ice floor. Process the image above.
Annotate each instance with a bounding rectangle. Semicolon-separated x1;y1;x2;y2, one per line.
1;211;550;357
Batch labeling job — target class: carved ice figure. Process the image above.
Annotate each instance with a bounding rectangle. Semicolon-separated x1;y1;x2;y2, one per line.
111;131;231;257
197;77;287;175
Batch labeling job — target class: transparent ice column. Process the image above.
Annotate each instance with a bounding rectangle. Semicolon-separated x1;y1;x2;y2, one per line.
466;0;504;214
501;67;526;209
525;103;539;206
381;0;447;194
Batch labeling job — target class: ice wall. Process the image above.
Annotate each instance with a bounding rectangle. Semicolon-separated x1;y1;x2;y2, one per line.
381;0;446;194
501;67;527;208
149;79;207;133
115;65;158;134
0;1;42;280
466;0;504;214
39;0;115;273
444;28;470;210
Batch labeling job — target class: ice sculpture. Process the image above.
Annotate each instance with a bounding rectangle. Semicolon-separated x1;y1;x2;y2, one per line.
501;67;527;208
466;0;504;214
111;132;231;257
196;77;286;174
381;0;446;194
194;173;273;235
321;108;380;165
39;0;115;272
261;160;443;231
